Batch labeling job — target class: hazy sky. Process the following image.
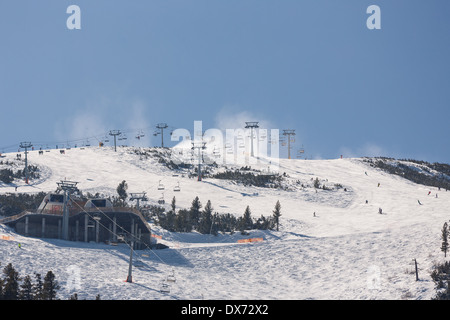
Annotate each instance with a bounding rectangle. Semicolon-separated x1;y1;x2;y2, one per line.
1;0;449;162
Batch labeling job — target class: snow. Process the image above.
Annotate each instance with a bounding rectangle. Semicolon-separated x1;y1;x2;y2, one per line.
0;146;448;300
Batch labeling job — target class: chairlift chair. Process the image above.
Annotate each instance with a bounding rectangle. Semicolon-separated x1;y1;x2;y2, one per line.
158;193;165;205
160;280;170;293
157;180;165;190
173;182;181;192
166;269;176;283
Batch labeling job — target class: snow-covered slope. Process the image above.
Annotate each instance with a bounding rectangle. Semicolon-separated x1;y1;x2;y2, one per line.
0;146;448;300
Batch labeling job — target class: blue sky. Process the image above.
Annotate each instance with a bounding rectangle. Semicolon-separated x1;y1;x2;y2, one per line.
0;1;449;163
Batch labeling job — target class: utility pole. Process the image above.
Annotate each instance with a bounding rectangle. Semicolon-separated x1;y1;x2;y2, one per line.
155;123;168;148
109;130;121;152
56;180;79;241
192;141;206;181
129;192;148;211
282;129;296;159
19;142;33;184
245;122;259;157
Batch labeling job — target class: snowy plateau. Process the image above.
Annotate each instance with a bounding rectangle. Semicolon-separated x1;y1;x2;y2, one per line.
0;146;448;300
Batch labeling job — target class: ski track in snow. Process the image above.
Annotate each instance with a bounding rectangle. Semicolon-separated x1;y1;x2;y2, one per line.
0;146;448;300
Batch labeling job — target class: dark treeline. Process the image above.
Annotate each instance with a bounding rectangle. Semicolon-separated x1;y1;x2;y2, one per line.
151;196;281;235
0;192;46;217
0;164;40;184
364;157;450;190
208;169;284;189
0;262;59;300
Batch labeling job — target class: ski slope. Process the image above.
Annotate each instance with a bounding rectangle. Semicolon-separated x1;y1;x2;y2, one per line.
0;146;448;300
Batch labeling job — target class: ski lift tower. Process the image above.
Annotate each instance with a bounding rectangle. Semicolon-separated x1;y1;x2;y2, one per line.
129;192;148;210
192;141;206;181
19;142;33;184
155;123;168;148
282;129;296;159
245;122;259;157
56;180;79;241
109;130;122;152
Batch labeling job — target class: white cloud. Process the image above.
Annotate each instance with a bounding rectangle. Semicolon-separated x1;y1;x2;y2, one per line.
53;96;154;148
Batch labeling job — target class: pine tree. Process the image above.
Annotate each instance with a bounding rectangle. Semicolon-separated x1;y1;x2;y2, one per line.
242;206;253;230
69;293;78;300
2;263;20;300
175;209;192;232
165;196;177;231
116;180;128;206
0;262;4;300
211;213;219;236
442;222;449;258
33;272;43;300
199;200;213;234
314;177;320;189
0;278;3;300
189;196;202;230
18;275;33;300
42;270;59;300
273;200;281;231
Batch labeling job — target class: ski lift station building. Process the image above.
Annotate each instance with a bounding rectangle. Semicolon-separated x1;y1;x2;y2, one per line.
0;192;152;248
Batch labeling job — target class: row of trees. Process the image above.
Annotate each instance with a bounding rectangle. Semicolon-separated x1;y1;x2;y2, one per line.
430;222;450;299
208;170;284;189
0;192;46;217
364;157;450;190
154;196;282;235
0;165;40;184
0;262;59;300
